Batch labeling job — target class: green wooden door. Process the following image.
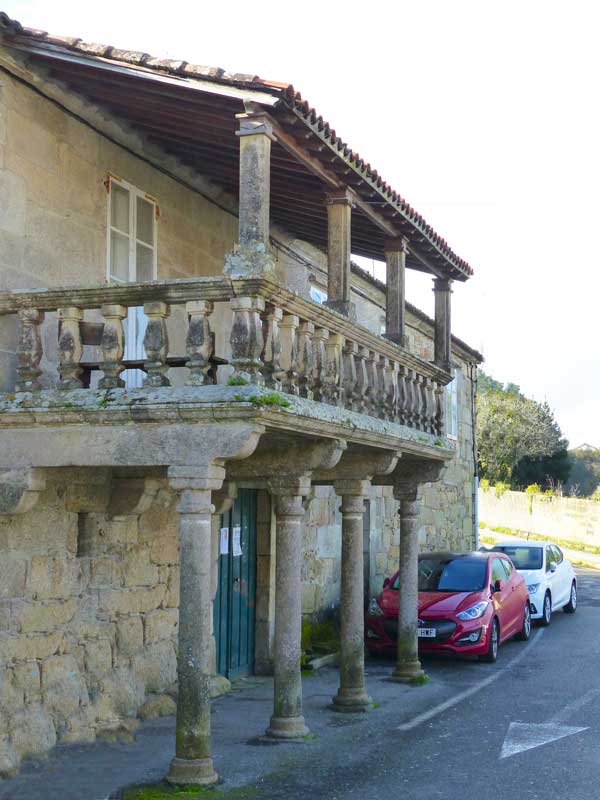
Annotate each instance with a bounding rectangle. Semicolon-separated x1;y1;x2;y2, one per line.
214;489;257;678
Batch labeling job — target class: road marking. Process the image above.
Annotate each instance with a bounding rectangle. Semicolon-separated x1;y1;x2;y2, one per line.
498;686;600;759
500;722;588;759
397;628;545;732
550;687;600;723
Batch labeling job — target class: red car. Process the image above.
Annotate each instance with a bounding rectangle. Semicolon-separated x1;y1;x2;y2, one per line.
366;551;531;663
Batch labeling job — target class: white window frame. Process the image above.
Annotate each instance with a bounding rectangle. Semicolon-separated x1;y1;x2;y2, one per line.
446;367;459;440
106;175;158;283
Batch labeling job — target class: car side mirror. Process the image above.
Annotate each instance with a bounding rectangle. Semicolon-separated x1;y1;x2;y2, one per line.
550;562;558;573
493;578;505;593
383;577;390;588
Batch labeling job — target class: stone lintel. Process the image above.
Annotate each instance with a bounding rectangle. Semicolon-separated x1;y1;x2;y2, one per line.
229;439;347;482
315;450;399;483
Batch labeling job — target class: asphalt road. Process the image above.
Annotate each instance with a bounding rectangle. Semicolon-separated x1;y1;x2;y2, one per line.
255;566;600;800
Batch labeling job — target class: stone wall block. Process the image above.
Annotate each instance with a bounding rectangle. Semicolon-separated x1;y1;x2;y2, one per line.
116;616;144;658
12;662;41;703
122;546;159;587
18;598;77;634
89;557;124;589
0;632;63;663
0;736;19;778
0;667;23;711
41;654;89;719
8;704;56;762
164;568;179;608
149;535;178;566
131;641;177;693
84;639;113;676
26;555;81;600
143;609;178;644
98;585;167;617
0;559;27;599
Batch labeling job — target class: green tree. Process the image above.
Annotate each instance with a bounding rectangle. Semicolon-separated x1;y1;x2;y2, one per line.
477;372;569;487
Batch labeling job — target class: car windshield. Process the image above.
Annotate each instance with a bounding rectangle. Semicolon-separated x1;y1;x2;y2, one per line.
491;546;543;570
391;556;487;592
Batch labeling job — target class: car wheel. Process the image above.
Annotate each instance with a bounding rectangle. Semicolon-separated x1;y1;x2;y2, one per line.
540;592;552;626
564;581;577;614
515;602;531;641
479;618;499;663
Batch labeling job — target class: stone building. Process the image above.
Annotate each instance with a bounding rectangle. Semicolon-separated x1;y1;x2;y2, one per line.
0;14;482;785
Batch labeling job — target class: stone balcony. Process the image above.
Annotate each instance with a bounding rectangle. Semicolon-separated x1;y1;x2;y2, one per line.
0;275;453;460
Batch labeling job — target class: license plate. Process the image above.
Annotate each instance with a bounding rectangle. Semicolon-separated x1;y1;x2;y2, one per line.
418;628;436;638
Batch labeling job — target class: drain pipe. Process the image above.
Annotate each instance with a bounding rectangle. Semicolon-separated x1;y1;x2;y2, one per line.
470;363;479;549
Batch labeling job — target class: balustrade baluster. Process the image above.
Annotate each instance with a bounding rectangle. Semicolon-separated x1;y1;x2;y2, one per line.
374;354;386;419
15;309;44;393
354;346;369;413
325;333;343;406
388;361;400;423
397;365;409;425
143;301;171;387
99;304;127;390
423;377;435;433
342;340;358;411
261;303;284;390
297;321;314;399
185;300;214;386
312;327;329;402
434;381;445;436
229;296;265;384
57;306;84;390
280;314;299;395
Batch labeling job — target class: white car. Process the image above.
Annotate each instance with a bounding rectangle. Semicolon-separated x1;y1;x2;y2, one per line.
489;540;577;625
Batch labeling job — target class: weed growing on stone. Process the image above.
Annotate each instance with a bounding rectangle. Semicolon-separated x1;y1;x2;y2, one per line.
227;376;248;386
249;393;290;409
409;674;429;686
122;782;258;799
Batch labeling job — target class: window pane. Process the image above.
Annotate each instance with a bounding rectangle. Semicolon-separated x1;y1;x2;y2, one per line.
111;184;130;233
136;196;154;245
136;243;154;282
110;230;130;282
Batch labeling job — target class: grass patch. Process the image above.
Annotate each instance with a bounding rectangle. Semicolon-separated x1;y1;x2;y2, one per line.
372;702;381;709
303;732;318;741
248;392;290;409
409;674;429;686
122;783;258;800
227;376;248;386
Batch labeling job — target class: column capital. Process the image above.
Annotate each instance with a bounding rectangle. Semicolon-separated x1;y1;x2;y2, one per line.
384;236;409;254
325;188;355;207
334;478;372;498
433;277;453;293
168;464;226;493
236;109;276;141
267;474;312;500
392;460;445;502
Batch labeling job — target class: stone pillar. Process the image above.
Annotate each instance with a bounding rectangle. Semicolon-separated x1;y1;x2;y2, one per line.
325;189;354;318
433;278;452;371
166;464;225;787
391;491;423;682
265;476;311;739
332;479;372;712
225;107;277;278
384;237;408;347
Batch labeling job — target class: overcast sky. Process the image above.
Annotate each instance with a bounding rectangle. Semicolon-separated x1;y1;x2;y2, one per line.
4;0;599;447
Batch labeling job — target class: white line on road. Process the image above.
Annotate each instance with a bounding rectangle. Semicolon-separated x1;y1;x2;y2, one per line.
550;686;600;724
397;629;545;732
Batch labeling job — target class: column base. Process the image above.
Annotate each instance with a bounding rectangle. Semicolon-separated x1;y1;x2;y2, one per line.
325;299;356;320
331;687;373;713
389;660;425;683
265;715;310;739
166;757;219;786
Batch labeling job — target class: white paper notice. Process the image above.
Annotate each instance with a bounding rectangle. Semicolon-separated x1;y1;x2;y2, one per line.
232;526;242;557
219;527;229;555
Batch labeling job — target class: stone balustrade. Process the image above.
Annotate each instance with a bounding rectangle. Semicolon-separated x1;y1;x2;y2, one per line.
0;276;450;435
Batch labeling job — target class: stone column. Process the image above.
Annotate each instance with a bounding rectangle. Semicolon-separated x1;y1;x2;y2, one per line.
265;476;311;739
433;278;452;371
325;189;355;318
384;237;408;347
391;490;423;682
166;464;225;787
332;479;372;712
225;107;277;278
